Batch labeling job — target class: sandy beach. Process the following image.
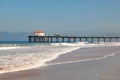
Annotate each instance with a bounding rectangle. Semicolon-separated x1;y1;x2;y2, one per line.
1;0;120;80
0;46;120;80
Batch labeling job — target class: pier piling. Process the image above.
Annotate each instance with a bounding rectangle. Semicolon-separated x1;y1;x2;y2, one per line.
28;36;120;43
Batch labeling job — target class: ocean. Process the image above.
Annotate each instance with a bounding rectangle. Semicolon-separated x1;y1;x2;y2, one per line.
0;41;120;74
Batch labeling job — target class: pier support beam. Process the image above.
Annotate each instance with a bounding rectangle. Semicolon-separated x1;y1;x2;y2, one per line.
116;37;118;42
110;37;112;42
68;37;70;42
85;37;87;42
92;37;94;43
104;37;106;43
28;36;120;43
56;37;58;43
46;36;49;42
50;37;53;43
74;37;76;42
43;37;45;42
38;37;40;42
40;37;43;42
80;38;82;42
98;38;100;43
62;37;64;42
28;37;32;42
33;36;36;42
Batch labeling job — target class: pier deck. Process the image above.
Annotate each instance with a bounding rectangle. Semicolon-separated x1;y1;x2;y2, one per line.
28;36;120;43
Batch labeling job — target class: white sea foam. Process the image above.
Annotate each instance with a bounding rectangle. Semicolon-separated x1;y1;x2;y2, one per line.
0;42;120;74
0;44;27;50
0;44;80;74
0;47;22;50
51;42;88;47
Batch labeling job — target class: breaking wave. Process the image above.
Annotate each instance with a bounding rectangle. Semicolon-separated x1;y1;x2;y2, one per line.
0;42;120;74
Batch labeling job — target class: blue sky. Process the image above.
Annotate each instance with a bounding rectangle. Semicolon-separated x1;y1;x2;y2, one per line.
0;0;120;35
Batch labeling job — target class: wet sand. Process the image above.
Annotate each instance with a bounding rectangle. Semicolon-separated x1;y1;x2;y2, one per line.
0;46;120;80
46;46;120;64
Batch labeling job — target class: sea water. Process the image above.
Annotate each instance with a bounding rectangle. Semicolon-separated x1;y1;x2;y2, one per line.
0;41;120;74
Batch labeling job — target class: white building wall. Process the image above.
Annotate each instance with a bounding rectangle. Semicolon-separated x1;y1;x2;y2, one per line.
34;33;45;36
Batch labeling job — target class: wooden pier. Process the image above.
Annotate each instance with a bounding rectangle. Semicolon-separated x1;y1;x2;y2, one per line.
28;36;120;43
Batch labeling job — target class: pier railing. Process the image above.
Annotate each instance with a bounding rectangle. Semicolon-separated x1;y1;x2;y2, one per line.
28;36;120;43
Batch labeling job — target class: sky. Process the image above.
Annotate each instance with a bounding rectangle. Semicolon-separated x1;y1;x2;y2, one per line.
0;0;120;35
